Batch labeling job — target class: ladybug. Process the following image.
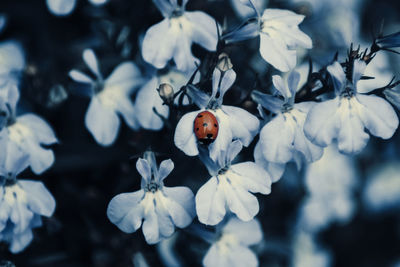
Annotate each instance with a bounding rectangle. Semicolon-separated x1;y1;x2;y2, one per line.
194;111;219;145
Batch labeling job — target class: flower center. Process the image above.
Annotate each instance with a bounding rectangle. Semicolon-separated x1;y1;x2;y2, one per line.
145;181;159;193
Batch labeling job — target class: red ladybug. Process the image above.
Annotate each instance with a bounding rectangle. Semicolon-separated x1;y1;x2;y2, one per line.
194;111;219;145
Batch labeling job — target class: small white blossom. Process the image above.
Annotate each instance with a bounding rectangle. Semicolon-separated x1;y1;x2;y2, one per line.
69;49;142;146
107;152;195;244
0;156;56;253
252;71;323;181
225;2;312;72
46;0;77;16
304;60;399;154
196;140;271;225
142;0;218;71
174;68;259;162
203;217;263;267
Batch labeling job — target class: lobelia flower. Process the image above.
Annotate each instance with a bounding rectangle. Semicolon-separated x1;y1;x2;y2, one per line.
69;49;142;146
203;217;263;267
195;140;271;225
0;90;58;175
174;67;259;162
224;0;312;72
46;0;77;16
304;60;399;154
0;156;56;253
135;68;193;131
299;145;357;232
107;152;195;244
142;0;218;72
252;71;323;182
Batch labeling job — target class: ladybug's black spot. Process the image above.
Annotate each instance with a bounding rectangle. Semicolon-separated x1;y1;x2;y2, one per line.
196;128;199;131
203;123;208;127
214;124;218;127
207;133;213;138
197;114;203;118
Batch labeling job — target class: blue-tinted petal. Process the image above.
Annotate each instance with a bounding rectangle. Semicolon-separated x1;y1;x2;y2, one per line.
288;70;300;99
107;190;145;233
46;0;77;16
83;49;102;79
186;84;210;109
186;11;218;51
85;97;120;146
24;140;54;175
221;105;259;147
259;113;294;163
352;60;366;86
104;62;141;94
68;70;94;84
18;114;58;145
259;33;296;72
142;19;177;69
356;94;399;139
162;186;195;227
174;111;199;156
136;158;152;183
152;0;175;17
223;217;263;246
195;176;226;225
157;159;174;182
218;69;236;104
142;206;161;244
20;180;55;217
251;90;283;114
253;142;285;182
173;33;198;72
0;41;25;74
272;75;291;99
135;77;169;130
209;110;233;162
9;227;33;254
115;95;140;130
226;140;243;164
230;162;271;194
327;61;346;94
224;22;259;43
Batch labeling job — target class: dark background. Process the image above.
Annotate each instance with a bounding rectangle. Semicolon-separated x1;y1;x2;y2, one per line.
0;0;400;266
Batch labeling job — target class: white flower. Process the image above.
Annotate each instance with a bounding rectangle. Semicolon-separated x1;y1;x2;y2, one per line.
135;68;193;130
252;71;323;181
0;112;58;175
69;49;142;146
174;68;259;162
142;0;218;71
304;60;399;154
203;217;263;267
225;2;312;72
363;162;400;212
107;152;195;244
299;145;357;232
0;156;56;253
196;140;271;225
46;0;77;16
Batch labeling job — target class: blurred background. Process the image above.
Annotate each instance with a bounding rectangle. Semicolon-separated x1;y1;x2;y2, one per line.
0;0;399;266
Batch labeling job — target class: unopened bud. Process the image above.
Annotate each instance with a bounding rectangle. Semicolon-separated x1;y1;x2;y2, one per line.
158;83;174;104
217;52;233;72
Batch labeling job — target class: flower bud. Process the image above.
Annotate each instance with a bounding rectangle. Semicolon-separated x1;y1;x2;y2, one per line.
217;52;233;72
158;83;174;104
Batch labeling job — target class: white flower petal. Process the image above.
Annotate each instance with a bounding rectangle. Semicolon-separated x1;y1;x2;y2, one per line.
85;97;120;146
304;98;341;147
272;75;291;99
46;0;76;16
230;162;272;195
142;206;161;244
106;190;145;233
186;11;218;51
26;141;55;175
157;159;174;182
195;176;226;225
327;62;346;94
260;113;294;163
17;114;58;145
174;111;199;156
105;62;141;93
142;19;177;69
173;32;198;72
83;49;101;78
136;158;152;183
135;77;169;130
356;94;399;139
209;110;233;162
223;218;263;246
253;142;285;183
221;106;259;146
262;8;305;25
162;186;195;227
68;70;93;84
259;33;296;72
20;180;55;217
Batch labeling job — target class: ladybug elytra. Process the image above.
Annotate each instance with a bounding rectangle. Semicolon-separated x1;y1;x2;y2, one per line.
193;111;219;145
